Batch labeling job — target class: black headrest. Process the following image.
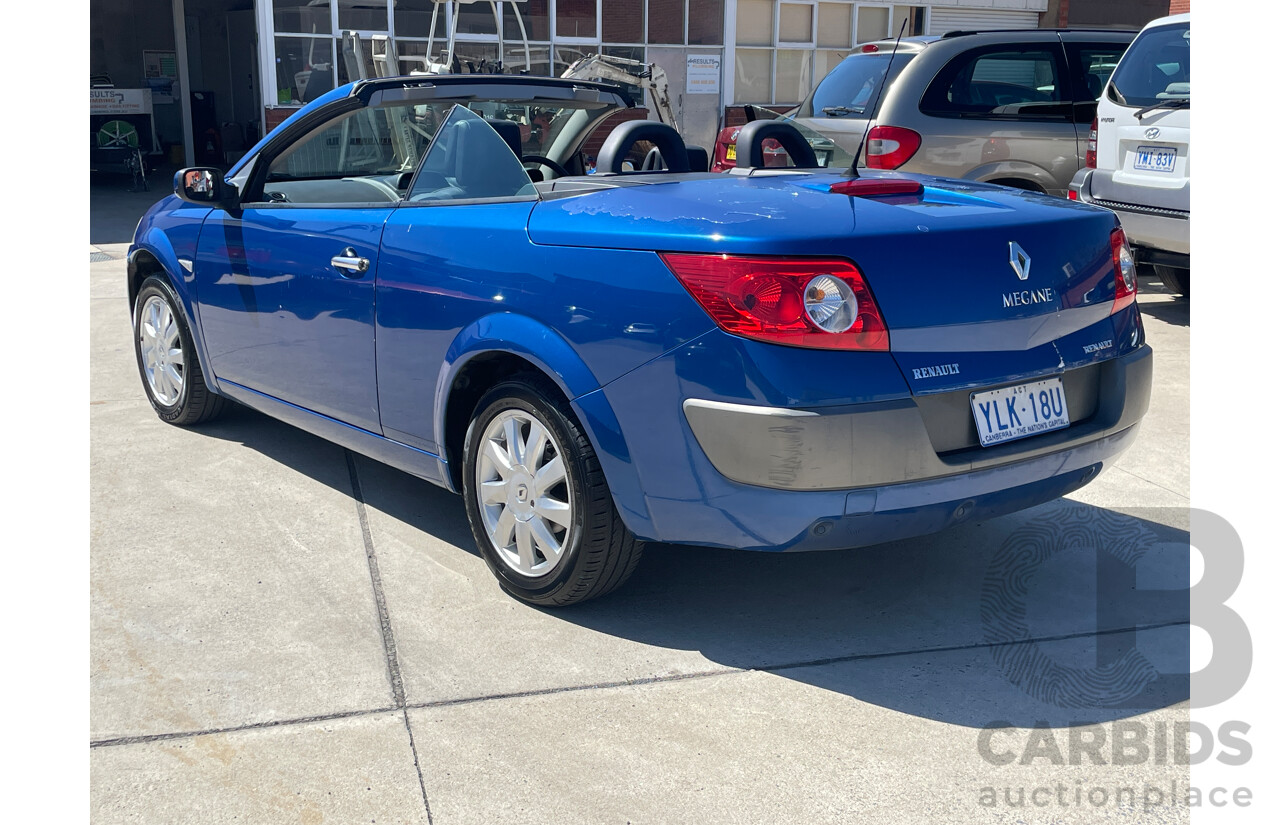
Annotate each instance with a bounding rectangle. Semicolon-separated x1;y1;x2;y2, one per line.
1086;73;1102;99
484;118;523;159
686;145;709;173
736;121;819;169
597;120;690;174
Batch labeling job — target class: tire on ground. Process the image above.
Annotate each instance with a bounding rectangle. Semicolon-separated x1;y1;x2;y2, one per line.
132;275;227;425
461;375;643;606
1154;264;1189;296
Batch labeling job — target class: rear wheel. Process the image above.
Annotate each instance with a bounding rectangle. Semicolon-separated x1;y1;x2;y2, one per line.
462;376;643;606
133;276;226;425
1154;265;1189;296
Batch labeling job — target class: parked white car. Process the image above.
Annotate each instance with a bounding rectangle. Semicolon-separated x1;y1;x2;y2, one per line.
1070;13;1190;295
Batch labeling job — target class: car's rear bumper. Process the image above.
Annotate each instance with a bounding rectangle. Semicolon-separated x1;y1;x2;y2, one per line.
683;345;1150;492
1070;169;1190;261
579;339;1152;552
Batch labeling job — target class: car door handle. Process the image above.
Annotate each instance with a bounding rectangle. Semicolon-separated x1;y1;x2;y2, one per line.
331;247;370;276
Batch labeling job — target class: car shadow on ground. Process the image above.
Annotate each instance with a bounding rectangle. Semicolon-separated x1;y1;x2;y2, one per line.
197;402;1190;730
1137;275;1189;327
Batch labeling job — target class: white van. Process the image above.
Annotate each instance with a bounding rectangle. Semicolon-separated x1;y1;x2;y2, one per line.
1070;13;1190;295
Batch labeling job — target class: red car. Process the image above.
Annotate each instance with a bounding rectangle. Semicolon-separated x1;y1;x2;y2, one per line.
711;106;851;172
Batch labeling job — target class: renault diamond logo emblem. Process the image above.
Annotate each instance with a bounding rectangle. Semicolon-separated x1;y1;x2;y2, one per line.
1145;127;1161;139
1009;242;1031;281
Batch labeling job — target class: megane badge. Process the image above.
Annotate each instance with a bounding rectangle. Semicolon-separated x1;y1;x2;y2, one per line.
1145;127;1161;139
1009;242;1031;281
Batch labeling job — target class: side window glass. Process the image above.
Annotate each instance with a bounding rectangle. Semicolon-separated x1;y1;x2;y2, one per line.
408;105;536;203
1070;46;1127;102
923;48;1069;120
260;103;437;205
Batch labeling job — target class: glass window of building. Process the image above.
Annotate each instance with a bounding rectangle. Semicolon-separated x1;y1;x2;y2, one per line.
455;2;499;35
856;5;889;43
394;0;447;39
648;0;686;44
736;0;774;47
602;0;644;42
687;0;724;46
275;0;332;35
555;0;598;39
816;3;852;49
504;0;551;41
735;47;772;102
338;0;387;31
778;3;814;44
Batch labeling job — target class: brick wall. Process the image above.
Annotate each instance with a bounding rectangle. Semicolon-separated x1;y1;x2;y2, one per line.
1169;0;1190;13
264;107;298;133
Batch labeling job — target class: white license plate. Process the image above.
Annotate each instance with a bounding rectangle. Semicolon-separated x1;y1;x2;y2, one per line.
1133;145;1177;173
970;378;1070;447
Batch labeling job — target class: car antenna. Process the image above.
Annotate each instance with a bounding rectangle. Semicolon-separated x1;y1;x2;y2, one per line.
849;17;909;178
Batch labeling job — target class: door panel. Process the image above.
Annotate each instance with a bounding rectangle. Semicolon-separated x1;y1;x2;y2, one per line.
1064;41;1133;168
195;206;390;433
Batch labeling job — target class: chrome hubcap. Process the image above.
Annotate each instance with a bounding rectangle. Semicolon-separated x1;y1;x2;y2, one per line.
138;295;185;406
476;409;572;578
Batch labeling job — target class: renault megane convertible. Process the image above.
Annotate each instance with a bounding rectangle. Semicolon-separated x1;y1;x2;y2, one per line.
128;75;1151;605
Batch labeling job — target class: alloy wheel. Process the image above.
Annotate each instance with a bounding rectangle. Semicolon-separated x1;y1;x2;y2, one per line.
138;295;185;406
475;409;574;578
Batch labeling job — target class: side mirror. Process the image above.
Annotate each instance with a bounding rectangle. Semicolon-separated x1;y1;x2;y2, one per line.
174;167;238;209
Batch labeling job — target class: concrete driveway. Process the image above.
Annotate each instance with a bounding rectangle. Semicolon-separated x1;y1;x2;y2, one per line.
90;240;1191;824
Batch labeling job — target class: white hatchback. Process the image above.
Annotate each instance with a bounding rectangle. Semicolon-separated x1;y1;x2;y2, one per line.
1070;13;1190;295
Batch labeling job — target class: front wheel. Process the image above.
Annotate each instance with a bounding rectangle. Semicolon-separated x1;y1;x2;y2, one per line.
1154;265;1189;297
132;276;226;425
462;377;643;606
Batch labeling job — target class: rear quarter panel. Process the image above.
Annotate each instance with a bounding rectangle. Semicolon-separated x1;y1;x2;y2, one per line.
373;200;714;455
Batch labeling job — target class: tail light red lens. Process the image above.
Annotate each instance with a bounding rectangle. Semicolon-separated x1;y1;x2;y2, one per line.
659;254;890;351
1110;227;1137;314
864;126;922;170
1086;118;1098;169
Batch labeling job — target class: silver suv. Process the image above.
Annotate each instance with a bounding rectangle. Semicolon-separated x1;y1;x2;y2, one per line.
791;29;1135;197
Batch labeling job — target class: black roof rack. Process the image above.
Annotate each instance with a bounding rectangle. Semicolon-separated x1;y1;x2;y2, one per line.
941;28;1138;38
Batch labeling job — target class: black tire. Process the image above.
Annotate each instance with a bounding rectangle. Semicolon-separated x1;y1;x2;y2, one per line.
1154;265;1189;297
461;375;643;606
132;275;227;425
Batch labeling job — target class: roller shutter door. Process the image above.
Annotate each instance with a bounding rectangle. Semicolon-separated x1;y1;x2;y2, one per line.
927;8;1041;36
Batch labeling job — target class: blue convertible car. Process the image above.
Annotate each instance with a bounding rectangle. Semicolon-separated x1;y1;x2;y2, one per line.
129;75;1151;605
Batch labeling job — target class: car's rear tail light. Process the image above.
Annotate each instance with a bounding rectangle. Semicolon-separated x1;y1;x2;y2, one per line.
1110;227;1137;314
861;44;880;53
864;126;922;170
1086;118;1098;169
829;178;923;197
659;253;889;351
1068;189;1079;200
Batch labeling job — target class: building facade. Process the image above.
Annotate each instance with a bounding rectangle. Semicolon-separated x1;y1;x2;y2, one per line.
90;0;1183;166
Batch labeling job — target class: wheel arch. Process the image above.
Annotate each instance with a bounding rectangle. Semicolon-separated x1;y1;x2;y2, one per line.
966;160;1056;194
433;315;640;532
435;314;599;487
128;229;220;394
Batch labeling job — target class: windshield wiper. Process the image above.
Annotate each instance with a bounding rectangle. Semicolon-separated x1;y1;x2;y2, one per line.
822;105;862;117
1134;97;1190;119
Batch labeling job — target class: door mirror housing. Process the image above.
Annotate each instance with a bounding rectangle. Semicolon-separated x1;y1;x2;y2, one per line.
175;167;238;209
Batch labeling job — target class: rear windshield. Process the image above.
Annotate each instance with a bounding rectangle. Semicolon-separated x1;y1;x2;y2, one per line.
797;52;917;117
1108;21;1190;107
